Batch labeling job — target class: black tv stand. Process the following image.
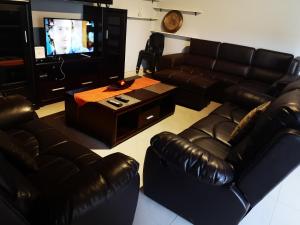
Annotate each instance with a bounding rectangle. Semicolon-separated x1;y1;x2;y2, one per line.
34;5;127;106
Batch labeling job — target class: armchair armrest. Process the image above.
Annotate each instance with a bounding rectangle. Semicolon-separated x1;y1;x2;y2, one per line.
0;95;37;129
95;152;139;191
158;53;187;70
269;74;299;96
36;153;139;224
150;132;234;186
225;85;273;109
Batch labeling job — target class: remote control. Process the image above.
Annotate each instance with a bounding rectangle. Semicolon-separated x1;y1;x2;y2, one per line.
115;96;129;103
107;99;123;107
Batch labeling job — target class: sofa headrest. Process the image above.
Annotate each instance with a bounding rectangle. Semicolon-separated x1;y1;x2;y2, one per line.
190;39;221;58
251;49;294;73
218;43;255;65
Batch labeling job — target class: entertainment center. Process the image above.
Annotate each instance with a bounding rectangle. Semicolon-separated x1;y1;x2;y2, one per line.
0;0;127;106
0;0;35;102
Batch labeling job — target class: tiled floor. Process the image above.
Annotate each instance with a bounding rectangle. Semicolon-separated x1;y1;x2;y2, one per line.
36;101;300;225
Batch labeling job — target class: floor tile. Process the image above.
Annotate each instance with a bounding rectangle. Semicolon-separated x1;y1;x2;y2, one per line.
269;203;300;225
239;189;278;225
133;192;177;225
170;216;193;225
277;166;300;211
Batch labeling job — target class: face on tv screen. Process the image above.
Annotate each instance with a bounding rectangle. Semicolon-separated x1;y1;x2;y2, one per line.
44;18;95;56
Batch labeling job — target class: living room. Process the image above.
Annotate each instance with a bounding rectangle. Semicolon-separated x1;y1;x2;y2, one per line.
1;0;300;225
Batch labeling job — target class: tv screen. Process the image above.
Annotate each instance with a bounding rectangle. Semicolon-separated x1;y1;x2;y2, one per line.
44;18;95;56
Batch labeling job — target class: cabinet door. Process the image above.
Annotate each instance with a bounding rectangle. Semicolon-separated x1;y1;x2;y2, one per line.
0;2;35;101
103;8;127;82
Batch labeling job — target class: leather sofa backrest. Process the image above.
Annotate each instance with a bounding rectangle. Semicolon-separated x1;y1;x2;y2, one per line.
190;39;221;58
227;89;300;169
247;49;294;83
213;43;255;77
185;39;221;70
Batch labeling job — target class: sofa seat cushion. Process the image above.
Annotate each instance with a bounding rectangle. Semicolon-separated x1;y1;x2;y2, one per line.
191;114;237;145
153;69;176;82
186;75;218;92
210;72;244;85
238;80;271;93
212;102;249;124
179;128;230;160
167;71;196;86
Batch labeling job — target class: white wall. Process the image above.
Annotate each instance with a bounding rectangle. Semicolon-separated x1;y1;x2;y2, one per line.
155;0;300;56
112;0;155;74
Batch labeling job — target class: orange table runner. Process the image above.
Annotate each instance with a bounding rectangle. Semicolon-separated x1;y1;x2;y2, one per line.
74;77;160;106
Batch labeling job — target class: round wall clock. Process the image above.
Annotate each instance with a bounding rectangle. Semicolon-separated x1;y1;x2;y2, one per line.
162;10;183;33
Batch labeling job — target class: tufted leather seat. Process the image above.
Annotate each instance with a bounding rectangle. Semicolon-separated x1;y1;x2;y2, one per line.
143;80;300;225
153;39;221;110
0;95;140;225
153;38;298;109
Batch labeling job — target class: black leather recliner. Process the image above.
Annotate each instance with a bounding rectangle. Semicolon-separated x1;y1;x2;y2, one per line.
0;95;140;225
143;80;300;225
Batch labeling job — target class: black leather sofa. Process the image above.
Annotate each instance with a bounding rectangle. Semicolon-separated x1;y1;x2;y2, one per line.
143;80;300;225
153;38;299;109
0;95;139;225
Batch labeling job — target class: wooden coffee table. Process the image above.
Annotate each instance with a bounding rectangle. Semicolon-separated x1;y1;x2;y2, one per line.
65;82;176;147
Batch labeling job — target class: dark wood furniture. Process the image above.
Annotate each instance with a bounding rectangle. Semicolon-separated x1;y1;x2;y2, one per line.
35;56;104;105
83;6;127;81
34;6;128;106
0;0;36;102
65;82;176;147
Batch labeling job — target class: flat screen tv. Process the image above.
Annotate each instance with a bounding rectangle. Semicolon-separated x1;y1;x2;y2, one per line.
44;18;95;56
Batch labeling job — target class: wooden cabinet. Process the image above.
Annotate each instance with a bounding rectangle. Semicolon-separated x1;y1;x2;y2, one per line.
83;6;127;82
0;0;35;102
103;8;127;82
35;57;104;105
34;6;128;106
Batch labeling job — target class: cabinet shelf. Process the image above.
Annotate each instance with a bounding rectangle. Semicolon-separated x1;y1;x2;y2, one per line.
0;59;24;68
153;7;202;15
0;24;20;28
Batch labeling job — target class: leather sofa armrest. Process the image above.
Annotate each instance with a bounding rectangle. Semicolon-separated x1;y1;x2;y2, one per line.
96;152;139;191
37;153;139;224
0;95;37;129
158;53;186;70
150;132;234;186
225;85;273;109
269;74;299;96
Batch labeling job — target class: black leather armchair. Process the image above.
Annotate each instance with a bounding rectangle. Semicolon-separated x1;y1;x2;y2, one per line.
143;83;300;225
0;95;140;225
